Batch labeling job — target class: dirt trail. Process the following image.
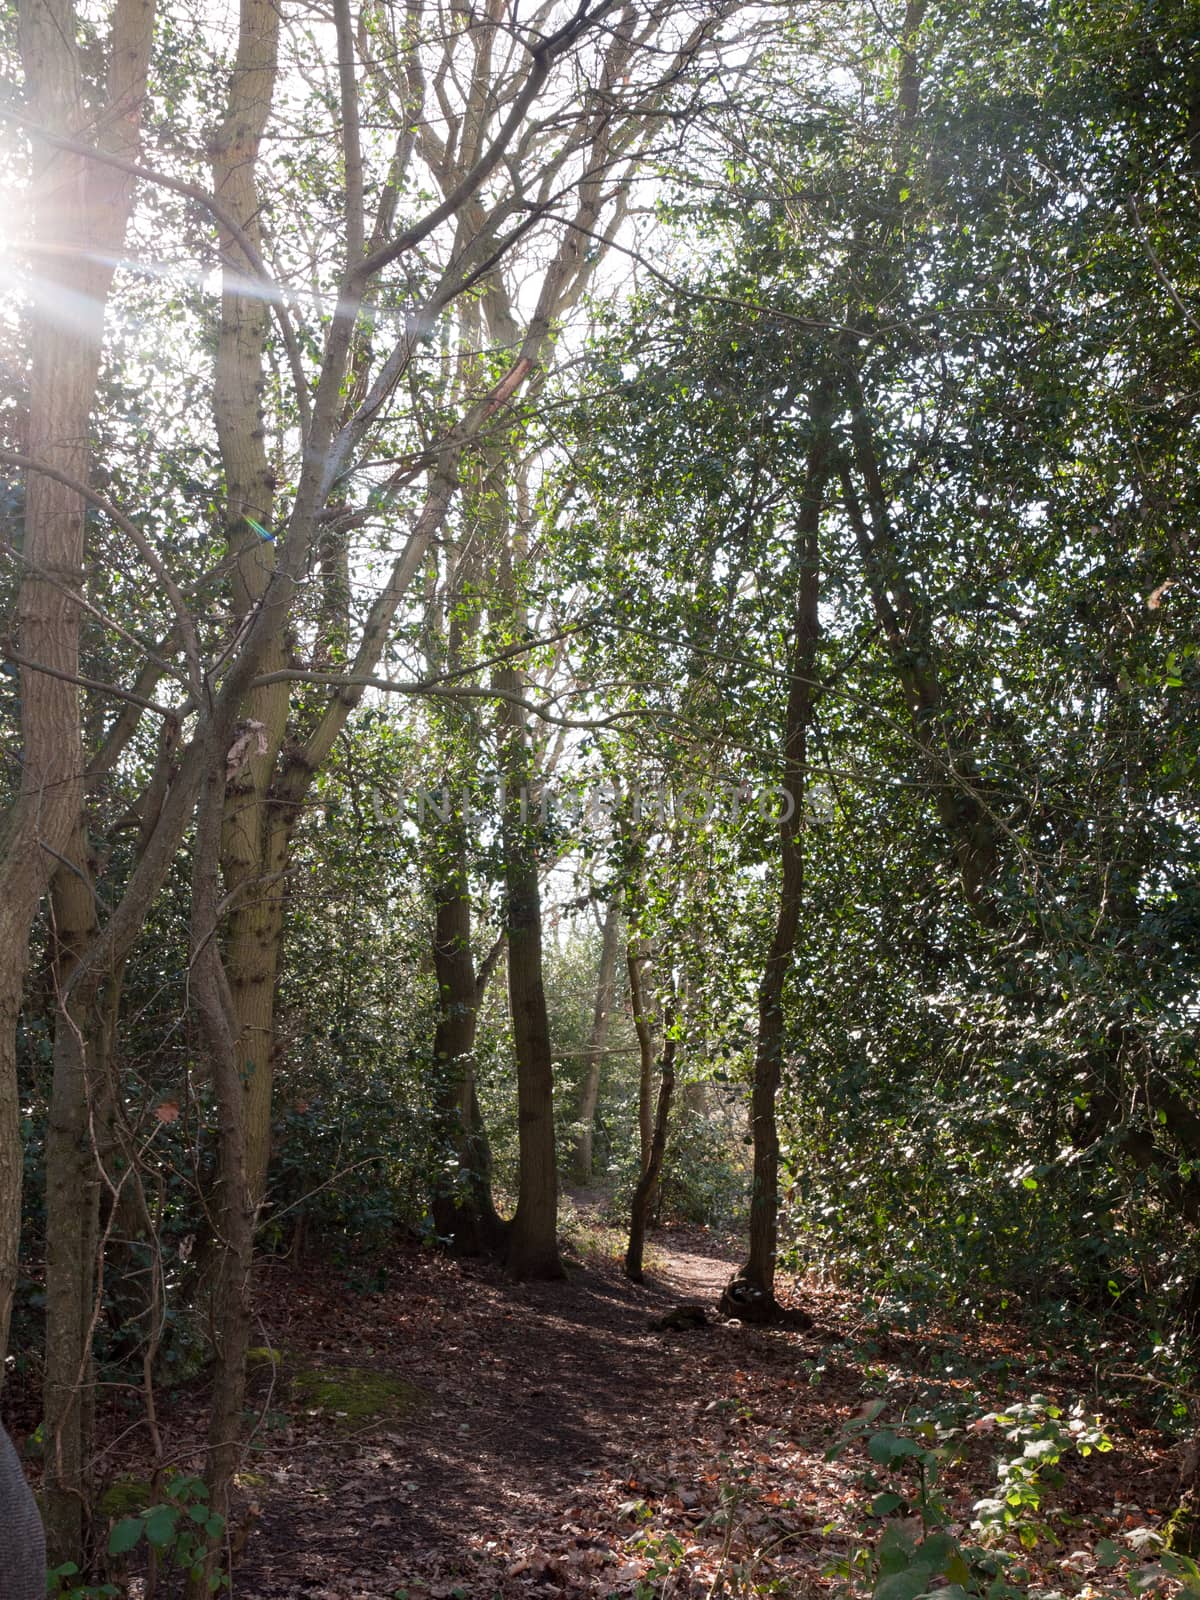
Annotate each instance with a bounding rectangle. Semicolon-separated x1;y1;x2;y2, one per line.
228;1217;1174;1600
236;1222;750;1599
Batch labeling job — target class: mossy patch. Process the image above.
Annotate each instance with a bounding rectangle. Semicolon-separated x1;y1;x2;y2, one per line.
1165;1493;1200;1556
247;1345;285;1369
99;1476;153;1517
291;1365;426;1428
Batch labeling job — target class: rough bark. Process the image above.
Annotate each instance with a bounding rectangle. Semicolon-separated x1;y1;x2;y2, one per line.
572;896;622;1185
210;0;286;1206
41;827;106;1566
0;0;155;1372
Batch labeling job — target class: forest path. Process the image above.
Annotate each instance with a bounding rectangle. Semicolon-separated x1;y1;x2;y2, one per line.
234;1212;791;1599
230;1210;1172;1600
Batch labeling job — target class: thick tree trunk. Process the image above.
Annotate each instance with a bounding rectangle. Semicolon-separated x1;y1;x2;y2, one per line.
0;0;155;1371
429;840;505;1254
572;896;622;1185
733;387;830;1315
42;830;106;1567
497;661;564;1281
625;990;677;1284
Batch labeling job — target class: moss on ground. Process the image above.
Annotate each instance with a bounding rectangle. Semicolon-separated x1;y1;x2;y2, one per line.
291;1365;426;1427
99;1477;153;1517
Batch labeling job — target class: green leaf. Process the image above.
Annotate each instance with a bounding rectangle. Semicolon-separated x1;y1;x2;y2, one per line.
913;1532;959;1573
870;1432;925;1464
144;1505;179;1547
872;1492;907;1516
109;1516;146;1555
879;1520;919;1571
875;1571;929;1600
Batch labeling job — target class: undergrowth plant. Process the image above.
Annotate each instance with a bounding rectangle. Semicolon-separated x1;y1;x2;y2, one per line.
821;1399;1192;1600
48;1473;230;1597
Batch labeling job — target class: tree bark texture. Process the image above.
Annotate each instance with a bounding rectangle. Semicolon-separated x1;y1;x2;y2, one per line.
211;0;286;1206
0;0;155;1373
42;826;107;1567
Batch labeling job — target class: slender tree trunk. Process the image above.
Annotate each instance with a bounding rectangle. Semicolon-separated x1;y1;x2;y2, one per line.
429;835;505;1253
626;987;678;1284
839;393;1000;917
210;0;285;1207
187;773;255;1600
572;896;622;1185
735;384;831;1311
628;937;656;1175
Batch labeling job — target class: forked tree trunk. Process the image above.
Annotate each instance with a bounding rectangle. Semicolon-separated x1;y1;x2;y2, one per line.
572;896;622;1185
625;987;678;1284
208;0;653;1223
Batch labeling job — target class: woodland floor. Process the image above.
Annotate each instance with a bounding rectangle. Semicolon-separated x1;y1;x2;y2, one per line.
13;1198;1187;1599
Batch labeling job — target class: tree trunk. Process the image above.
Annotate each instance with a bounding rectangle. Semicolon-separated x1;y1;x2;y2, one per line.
210;0;285;1208
0;0;155;1371
628;937;656;1176
187;772;256;1600
572;896;622;1185
497;668;563;1281
42;828;107;1567
839;389;1001;918
733;383;831;1314
429;836;505;1254
626;987;677;1284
